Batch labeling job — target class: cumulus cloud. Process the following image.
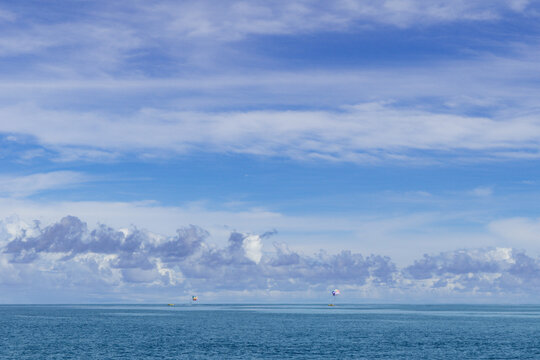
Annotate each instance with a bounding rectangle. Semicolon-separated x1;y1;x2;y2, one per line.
2;215;540;301
404;247;540;294
0;216;395;293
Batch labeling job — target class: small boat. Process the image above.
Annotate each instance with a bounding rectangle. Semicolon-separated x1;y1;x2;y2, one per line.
328;304;335;306
167;304;175;306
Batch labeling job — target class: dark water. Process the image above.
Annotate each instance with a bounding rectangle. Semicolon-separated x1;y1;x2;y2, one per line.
1;304;540;359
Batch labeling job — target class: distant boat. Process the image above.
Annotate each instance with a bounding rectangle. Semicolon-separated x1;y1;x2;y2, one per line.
167;304;175;306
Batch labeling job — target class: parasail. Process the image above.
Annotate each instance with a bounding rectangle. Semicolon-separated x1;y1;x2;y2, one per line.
192;295;198;301
332;289;340;296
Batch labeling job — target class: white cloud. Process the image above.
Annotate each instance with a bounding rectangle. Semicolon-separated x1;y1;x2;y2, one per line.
0;215;397;300
0;197;517;266
242;234;263;263
1;33;539;100
2;215;540;302
488;217;540;246
0;171;89;197
2;102;540;163
403;247;540;298
1;40;540;166
0;0;533;78
471;186;493;197
0;8;14;23
0;1;527;53
103;1;538;39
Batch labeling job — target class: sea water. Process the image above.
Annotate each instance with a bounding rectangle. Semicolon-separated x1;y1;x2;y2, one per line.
1;304;540;359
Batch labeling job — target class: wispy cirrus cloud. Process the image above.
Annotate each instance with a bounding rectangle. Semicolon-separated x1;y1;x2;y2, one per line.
470;186;494;197
0;7;14;23
0;0;536;77
0;1;539;166
0;171;89;198
2;1;532;49
130;0;530;40
2;102;540;163
488;217;540;245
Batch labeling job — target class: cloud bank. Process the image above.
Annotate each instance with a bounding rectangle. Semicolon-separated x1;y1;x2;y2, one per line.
1;215;540;302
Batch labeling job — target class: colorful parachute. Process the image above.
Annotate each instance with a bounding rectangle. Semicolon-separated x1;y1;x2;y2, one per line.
332;289;340;296
192;296;198;301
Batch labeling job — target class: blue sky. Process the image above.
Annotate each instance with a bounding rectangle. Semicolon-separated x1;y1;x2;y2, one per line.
2;0;540;302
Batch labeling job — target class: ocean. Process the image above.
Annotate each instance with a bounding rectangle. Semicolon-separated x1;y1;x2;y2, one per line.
1;304;539;359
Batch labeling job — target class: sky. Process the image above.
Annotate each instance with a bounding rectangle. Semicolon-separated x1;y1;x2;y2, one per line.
1;0;540;303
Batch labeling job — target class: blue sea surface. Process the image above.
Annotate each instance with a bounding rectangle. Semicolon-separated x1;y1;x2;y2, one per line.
1;304;540;359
